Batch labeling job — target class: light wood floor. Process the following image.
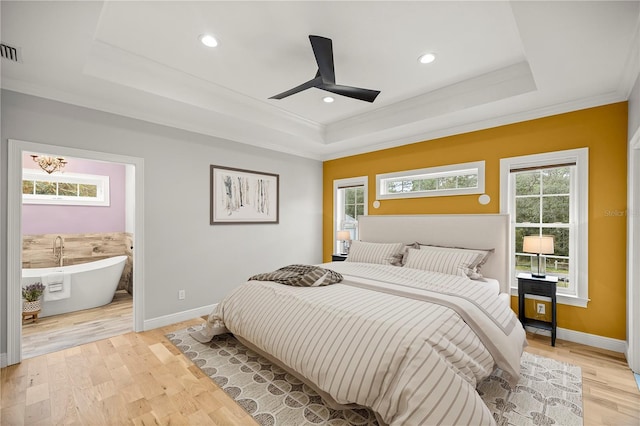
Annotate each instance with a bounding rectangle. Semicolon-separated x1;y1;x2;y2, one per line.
22;291;133;360
526;333;640;426
2;320;639;426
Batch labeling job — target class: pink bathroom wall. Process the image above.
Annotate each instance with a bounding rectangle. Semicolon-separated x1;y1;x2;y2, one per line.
22;153;126;235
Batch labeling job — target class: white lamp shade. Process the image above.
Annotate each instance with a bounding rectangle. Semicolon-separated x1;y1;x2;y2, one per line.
337;230;351;241
522;235;554;254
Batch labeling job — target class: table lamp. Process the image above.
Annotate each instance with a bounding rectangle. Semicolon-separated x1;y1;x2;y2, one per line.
523;235;554;278
337;230;351;255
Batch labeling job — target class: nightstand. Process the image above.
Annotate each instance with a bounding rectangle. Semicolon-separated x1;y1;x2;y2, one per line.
517;272;558;346
331;254;348;262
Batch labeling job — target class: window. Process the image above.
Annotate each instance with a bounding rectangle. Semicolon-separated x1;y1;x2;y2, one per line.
500;148;588;307
376;161;485;200
334;177;367;253
514;166;571;288
22;170;110;206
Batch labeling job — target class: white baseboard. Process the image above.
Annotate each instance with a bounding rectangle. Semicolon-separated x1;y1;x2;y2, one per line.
143;303;217;331
525;326;626;353
1;352;7;368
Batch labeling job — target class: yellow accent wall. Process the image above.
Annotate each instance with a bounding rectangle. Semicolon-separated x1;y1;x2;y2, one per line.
323;102;628;340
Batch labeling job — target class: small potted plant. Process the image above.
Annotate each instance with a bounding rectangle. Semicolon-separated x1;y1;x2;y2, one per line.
22;282;45;313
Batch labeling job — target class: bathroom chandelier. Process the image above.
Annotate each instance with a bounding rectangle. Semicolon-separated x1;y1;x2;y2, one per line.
31;154;67;174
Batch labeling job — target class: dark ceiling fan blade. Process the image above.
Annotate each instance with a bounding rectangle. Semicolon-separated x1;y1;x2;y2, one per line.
309;35;335;84
269;77;322;100
270;35;380;102
320;83;381;103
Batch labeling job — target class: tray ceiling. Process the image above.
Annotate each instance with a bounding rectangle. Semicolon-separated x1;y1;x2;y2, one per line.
1;1;638;159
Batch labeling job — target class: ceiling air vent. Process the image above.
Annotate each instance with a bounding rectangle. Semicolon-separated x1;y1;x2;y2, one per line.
1;43;21;62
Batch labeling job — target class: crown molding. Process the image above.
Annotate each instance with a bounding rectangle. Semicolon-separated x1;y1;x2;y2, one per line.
1;66;628;164
324;61;536;145
83;40;325;139
0;79;327;161
321;91;626;161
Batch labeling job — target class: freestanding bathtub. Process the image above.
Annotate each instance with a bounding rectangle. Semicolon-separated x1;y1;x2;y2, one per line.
21;255;127;318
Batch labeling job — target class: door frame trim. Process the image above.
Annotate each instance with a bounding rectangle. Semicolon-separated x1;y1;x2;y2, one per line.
628;128;640;373
7;139;145;365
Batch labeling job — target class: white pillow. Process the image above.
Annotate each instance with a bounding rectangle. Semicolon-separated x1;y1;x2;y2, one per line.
404;247;483;276
346;241;404;265
389;242;420;266
416;244;494;279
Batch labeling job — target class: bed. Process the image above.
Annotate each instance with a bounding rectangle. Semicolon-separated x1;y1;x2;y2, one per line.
193;214;526;426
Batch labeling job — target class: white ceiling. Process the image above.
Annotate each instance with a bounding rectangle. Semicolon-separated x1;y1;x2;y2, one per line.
1;1;639;160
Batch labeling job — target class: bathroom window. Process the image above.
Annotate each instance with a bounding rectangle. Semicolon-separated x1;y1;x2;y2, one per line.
376;161;485;200
22;170;110;206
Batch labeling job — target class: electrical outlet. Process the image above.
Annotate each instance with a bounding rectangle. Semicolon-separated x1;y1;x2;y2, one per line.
537;303;545;315
178;290;185;300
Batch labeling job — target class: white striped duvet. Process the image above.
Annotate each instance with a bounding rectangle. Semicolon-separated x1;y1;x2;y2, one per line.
196;262;527;426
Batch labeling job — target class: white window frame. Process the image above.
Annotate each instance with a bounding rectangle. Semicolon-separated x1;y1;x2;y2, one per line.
500;148;589;308
333;176;368;253
376;161;485;200
22;169;110;206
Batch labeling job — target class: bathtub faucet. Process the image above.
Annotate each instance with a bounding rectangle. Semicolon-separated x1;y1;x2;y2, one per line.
53;235;64;267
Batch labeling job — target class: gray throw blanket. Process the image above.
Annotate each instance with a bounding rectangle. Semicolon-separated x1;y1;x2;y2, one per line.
249;264;343;287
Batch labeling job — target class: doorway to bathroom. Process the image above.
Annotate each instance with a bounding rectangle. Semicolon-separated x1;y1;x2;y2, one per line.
6;139;145;365
21;152;133;359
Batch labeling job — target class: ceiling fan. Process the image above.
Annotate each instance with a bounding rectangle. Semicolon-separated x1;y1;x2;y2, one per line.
269;35;381;103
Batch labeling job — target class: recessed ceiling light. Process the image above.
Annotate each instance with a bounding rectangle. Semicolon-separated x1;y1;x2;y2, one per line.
323;96;335;103
199;34;218;48
418;53;436;64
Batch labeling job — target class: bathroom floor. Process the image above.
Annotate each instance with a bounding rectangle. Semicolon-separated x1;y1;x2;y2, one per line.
22;290;132;359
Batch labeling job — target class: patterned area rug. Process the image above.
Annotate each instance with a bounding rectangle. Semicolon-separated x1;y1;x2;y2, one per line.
167;327;583;426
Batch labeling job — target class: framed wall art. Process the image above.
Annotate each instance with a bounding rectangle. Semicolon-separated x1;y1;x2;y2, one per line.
210;165;279;224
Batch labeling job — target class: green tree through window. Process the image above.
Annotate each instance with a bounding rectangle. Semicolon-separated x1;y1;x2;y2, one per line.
514;166;571;288
22;170;109;206
342;186;365;226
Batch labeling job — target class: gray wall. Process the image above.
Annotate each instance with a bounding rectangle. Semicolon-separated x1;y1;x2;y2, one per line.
0;90;323;354
630;72;640;140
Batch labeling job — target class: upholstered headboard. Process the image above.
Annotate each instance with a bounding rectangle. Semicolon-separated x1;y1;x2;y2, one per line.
358;214;510;293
